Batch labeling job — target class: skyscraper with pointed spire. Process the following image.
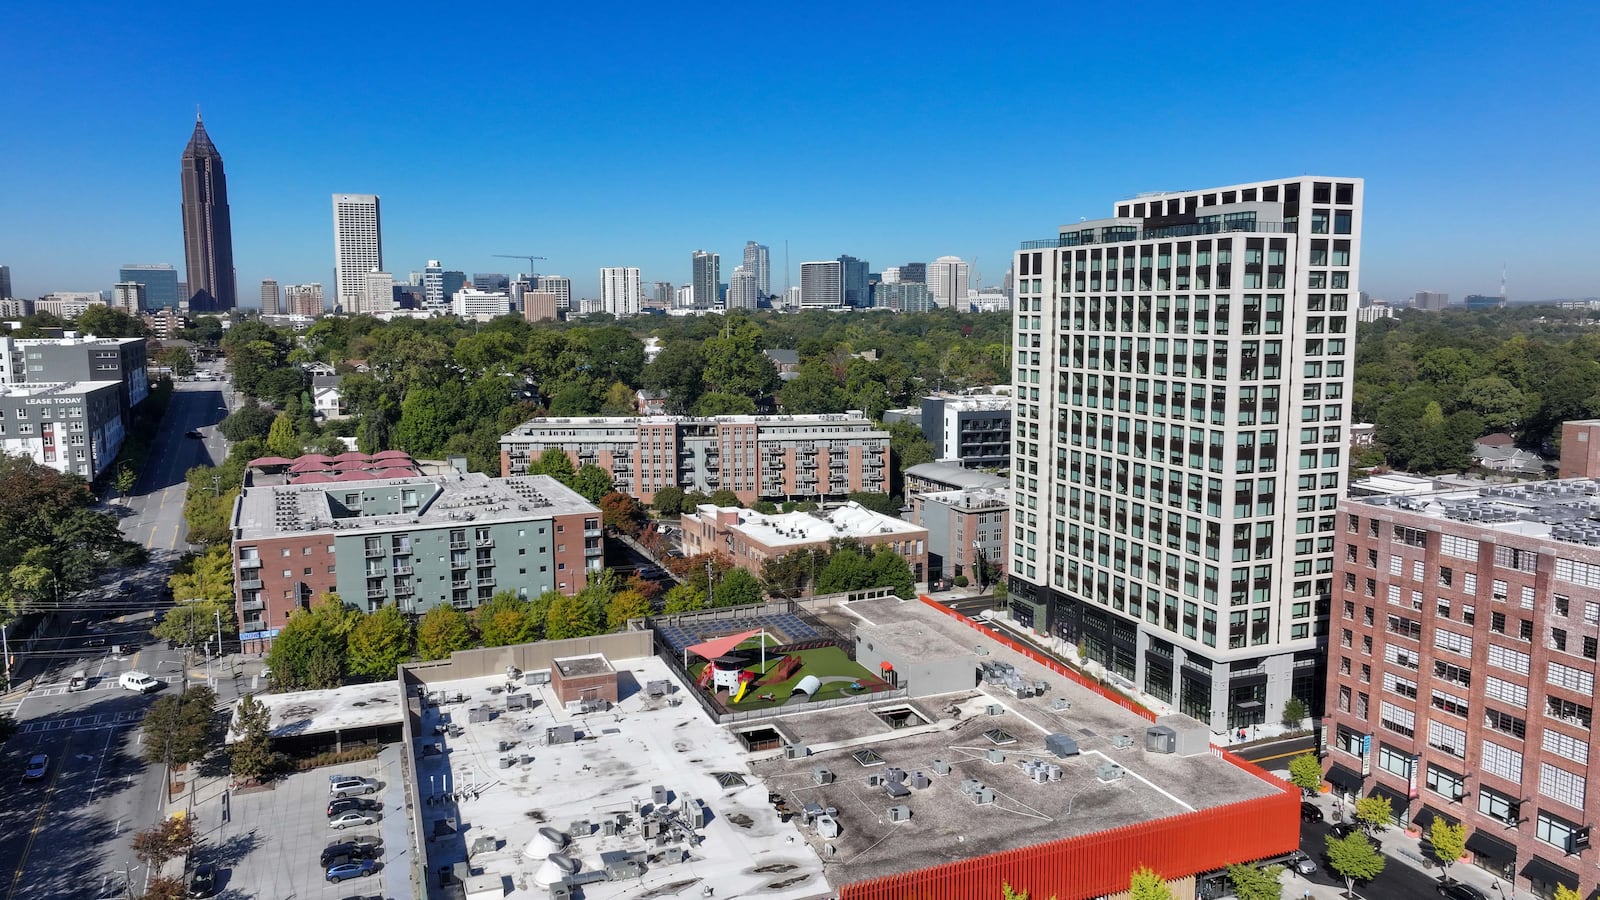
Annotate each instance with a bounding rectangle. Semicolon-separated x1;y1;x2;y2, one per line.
179;113;237;311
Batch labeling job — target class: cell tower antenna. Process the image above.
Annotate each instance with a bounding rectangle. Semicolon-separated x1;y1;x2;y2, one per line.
1501;263;1507;302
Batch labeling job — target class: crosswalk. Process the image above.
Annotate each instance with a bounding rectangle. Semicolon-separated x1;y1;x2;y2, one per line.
25;674;181;699
17;709;145;734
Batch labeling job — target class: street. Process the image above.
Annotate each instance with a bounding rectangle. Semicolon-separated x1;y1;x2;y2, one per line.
0;374;234;899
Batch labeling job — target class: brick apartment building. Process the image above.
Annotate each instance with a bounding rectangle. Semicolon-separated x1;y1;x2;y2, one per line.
912;486;1010;586
231;473;600;650
680;501;928;582
1326;479;1600;898
498;413;890;505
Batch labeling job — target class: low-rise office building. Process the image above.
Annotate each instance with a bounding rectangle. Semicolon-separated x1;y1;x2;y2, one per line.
1326;479;1600;898
499;413;890;505
680;501;928;581
0;335;148;426
903;461;1009;496
920;393;1012;469
0;381;125;478
912;486;1010;586
231;472;602;650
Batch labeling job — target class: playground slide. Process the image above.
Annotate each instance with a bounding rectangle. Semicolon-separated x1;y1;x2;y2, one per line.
697;665;715;688
732;678;751;703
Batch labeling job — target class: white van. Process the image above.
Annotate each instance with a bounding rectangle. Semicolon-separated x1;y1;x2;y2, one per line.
119;671;161;693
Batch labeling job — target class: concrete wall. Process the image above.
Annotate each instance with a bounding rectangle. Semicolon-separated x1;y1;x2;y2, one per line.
402;630;653;683
852;634;975;698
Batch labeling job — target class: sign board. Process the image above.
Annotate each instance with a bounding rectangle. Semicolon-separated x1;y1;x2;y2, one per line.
1360;734;1372;777
239;628;281;641
1409;754;1421;799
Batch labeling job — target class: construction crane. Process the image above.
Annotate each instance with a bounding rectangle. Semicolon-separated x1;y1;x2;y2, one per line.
493;254;547;276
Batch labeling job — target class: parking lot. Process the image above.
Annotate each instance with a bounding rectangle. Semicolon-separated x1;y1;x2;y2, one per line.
192;747;410;899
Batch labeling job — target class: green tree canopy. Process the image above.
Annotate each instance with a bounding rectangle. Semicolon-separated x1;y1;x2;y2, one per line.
572;465;615;503
153;600;235;650
545;592;601;640
475;592;539;647
347;605;415;677
1428;817;1467;877
528;448;576;482
228;693;278;783
416;604;475;660
1128;867;1173;900
651;486;686;514
1287;752;1323;795
218;403;276;443
1325;830;1385;896
140;686;218;766
712;567;764;607
1225;862;1284;900
265;598;356;691
168;545;235;602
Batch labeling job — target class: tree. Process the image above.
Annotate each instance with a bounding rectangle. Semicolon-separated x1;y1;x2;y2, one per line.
867;545;915;599
1281;696;1308;728
416;604;475;661
265;601;353;691
1325;830;1385;897
130;815;197;870
153;600;235;650
1128;866;1173;900
886;418;935;494
651;486;686;515
474;593;537;647
1428;817;1468;880
706;488;742;508
346;606;415;677
75;304;148;338
228;693;277;783
606;589;652;630
1353;794;1392;834
115;465;138;505
140;686;218;767
600;491;648;536
139;875;189;900
528;447;576;483
218;403;276;442
712;567;764;607
265;413;302;459
846;492;898;516
692;391;758;417
662;585;705;613
1225;863;1283;900
1553;885;1582;900
1287;752;1323;796
545;592;601;640
167;545;235;602
572;465;615;503
155;346;196;376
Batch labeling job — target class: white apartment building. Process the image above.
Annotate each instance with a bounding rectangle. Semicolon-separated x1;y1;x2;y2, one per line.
452;289;511;321
1010;176;1362;734
423;260;445;309
536;275;572;313
743;241;771;297
799;261;843;309
928;256;971;309
727;266;759;310
599;267;643;317
361;269;394;315
332;194;383;313
111;282;145;314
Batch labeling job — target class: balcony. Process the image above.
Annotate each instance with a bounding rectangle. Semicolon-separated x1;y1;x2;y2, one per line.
477;537;494;548
242;599;265;613
366;587;387;600
393;564;413;576
451;579;470;590
238;557;262;569
476;576;496;587
449;540;469;550
239;578;263;591
365;567;387;578
394;586;415;598
451;560;470;571
391;544;412;557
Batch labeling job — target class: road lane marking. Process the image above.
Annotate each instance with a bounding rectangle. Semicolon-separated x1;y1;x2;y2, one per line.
1244;747;1313;765
6;734;70;900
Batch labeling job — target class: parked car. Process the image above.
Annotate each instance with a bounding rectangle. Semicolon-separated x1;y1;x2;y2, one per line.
1282;850;1317;876
1329;821;1363;839
1436;884;1488;900
320;838;381;867
23;754;49;781
187;863;216;898
1299;801;1324;822
119;671;162;693
636;566;666;580
328;776;378;798
327;797;381;818
324;858;377;883
329;811;378;829
185;430;204;439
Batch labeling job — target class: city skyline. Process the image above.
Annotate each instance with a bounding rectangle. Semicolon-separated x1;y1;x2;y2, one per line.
1;3;1597;303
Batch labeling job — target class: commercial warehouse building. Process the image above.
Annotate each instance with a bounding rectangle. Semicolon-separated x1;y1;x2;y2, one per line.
680;501;929;581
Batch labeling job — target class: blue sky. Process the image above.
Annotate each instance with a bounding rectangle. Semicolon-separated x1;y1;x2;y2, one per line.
3;0;1597;305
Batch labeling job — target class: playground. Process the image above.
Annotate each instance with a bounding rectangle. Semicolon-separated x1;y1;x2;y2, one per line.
684;632;890;712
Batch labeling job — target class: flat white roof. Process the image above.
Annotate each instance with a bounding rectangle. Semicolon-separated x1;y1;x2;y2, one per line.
417;657;829;900
693;501;925;548
227;681;403;742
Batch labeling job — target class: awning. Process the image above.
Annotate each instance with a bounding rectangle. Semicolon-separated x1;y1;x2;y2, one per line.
1368;781;1408;809
1236;700;1264;709
1521;856;1578;889
1325;763;1363;791
1465;829;1516;860
1413;806;1458;831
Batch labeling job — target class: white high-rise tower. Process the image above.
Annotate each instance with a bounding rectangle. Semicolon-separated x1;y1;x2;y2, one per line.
743;241;771;298
1010;176;1362;733
928;256;970;309
600;267;643;317
332;194;383;313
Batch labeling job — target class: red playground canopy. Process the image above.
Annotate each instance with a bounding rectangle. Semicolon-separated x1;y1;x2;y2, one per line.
685;629;764;663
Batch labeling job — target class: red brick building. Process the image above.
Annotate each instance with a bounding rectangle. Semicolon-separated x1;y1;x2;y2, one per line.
1326;480;1600;898
680;502;928;582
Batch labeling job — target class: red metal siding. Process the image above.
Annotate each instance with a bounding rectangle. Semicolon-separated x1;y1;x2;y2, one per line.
839;778;1299;900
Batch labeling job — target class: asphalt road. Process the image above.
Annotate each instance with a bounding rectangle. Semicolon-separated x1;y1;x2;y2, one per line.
0;372;235;899
1234;733;1317;770
1297;815;1445;900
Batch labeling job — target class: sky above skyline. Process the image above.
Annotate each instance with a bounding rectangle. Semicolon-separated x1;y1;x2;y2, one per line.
3;1;1598;306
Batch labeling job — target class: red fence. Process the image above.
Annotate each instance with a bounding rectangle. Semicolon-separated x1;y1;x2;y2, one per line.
838;770;1300;900
917;595;1157;722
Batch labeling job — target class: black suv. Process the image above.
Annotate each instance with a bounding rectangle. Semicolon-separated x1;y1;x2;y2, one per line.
1436;884;1488;900
1300;801;1324;822
327;797;381;818
320;838;381;867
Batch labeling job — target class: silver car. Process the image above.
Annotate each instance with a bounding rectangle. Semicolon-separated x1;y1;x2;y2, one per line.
329;811;378;829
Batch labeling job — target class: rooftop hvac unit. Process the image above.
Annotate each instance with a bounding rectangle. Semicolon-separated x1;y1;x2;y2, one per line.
1096;763;1125;783
1045;733;1080;758
973;788;995;805
911;771;931;789
652;785;669;804
986;704;1004;716
784;744;809;760
887;805;912;823
813;766;835;785
885;781;911;799
931;759;952;775
1111;733;1134;750
1145;725;1178;754
817;815;841;839
986;749;1007;764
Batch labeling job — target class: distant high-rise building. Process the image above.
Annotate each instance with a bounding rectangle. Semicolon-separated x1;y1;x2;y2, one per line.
1464;293;1504;311
800;261;844;309
652;281;675;308
875;281;932;313
179;114;237;311
0;265;10;300
837;254;869;307
782;285;802;310
535;275;571;312
928;256;970;308
111;282;145;314
284;283;324;317
677;285;695;308
260;279;280;315
332;194;383;313
900;262;927;284
442;270;467;301
881;266;901;285
360;270;394;314
727;266;759;310
1412;290;1449;311
743;241;771;297
523;292;559;323
452;289;511;321
473;273;509;292
691;250;720;308
119;265;180;310
423;261;445;309
599;267;643;317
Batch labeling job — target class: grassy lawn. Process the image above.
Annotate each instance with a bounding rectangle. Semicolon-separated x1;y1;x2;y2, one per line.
690;644;879;712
